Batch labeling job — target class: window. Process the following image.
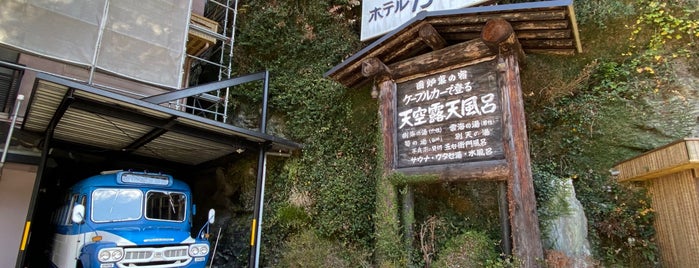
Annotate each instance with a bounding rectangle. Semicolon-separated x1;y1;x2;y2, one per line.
145;191;186;222
64;194;79;225
91;189;143;222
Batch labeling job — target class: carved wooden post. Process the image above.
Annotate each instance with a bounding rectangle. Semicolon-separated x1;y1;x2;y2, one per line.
363;58;403;264
482;18;543;267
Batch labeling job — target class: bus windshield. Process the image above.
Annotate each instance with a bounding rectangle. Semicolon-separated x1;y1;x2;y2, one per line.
92;189;143;222
145;191;186;222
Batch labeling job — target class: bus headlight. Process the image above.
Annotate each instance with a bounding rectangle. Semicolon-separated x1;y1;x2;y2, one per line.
98;248;124;262
188;244;209;257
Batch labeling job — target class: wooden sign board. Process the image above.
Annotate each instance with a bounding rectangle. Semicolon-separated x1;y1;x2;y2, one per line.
394;59;504;171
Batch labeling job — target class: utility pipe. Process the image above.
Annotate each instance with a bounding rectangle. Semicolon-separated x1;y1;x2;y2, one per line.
0;94;25;174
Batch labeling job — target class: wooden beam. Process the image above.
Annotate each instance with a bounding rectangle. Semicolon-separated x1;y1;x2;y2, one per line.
428;9;567;25
523;48;575;56
484;18;543;267
441;32;482;41
567;4;584;53
519;39;574;48
362;57;391;79
329;21;429;88
374;77;402;263
481;18;525;63
383;37;425;63
397;159;509;182
517;29;571;39
418;24;447;51
387;38;495;83
512;20;569;30
435;24;483;33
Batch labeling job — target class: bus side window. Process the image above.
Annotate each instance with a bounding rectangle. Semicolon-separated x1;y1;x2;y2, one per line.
55;193;70;225
64;194;79;225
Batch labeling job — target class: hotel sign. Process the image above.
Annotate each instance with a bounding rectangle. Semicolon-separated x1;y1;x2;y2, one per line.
361;0;489;41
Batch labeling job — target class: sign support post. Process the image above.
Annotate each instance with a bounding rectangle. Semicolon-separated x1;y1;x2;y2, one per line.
483;18;543;267
358;18;544;267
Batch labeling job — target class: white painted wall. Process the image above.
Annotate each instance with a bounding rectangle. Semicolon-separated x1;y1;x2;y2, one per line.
0;163;38;268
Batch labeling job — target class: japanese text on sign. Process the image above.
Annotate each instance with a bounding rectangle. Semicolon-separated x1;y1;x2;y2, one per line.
360;0;488;41
395;60;504;168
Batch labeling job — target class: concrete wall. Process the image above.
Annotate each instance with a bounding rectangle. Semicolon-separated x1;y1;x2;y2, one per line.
0;163;38;268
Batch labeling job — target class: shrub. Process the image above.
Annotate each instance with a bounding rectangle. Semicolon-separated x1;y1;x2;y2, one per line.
279;229;371;268
432;231;499;268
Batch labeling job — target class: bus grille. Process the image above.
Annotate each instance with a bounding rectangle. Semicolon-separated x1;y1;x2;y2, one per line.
125;250;154;260
119;246;191;268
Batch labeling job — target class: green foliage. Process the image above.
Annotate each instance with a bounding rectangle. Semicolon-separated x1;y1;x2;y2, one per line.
279;229;371;268
574;0;636;27
499;0;637;28
388;172;440;185
374;173;406;265
522;1;699;266
274;203;310;230
627;0;699;56
532;164;571;236
411;183;503;267
573;172;657;266
230;0;697;266
232;0;376;263
432;231;502;268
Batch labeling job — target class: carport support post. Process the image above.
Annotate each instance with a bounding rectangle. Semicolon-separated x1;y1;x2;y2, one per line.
248;143;268;268
16;90;74;267
249;70;271;268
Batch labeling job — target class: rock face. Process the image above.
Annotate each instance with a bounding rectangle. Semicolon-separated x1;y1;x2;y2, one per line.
544;178;594;268
190;162;258;267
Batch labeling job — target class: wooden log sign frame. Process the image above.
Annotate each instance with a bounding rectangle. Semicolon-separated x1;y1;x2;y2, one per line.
364;18;544;266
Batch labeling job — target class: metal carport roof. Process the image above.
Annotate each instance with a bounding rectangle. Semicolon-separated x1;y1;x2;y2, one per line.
22;72;301;166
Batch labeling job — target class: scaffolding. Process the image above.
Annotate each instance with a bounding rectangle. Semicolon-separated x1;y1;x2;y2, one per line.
181;0;240;123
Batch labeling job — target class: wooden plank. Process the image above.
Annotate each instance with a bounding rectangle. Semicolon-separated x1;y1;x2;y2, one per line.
519;39;574;48
329;21;428;89
513;20;569;30
397;159;509;181
387;39;495;82
384;37;427;63
615;140;692;182
428;9;567;25
567;4;583;53
686;139;699;160
441;32;483;41
435;20;569;34
516;29;571;39
435;24;484;33
523;48;575;55
379;78;396;171
649;171;699;267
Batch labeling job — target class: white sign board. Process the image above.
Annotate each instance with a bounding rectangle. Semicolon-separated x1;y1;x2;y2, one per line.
361;0;489;41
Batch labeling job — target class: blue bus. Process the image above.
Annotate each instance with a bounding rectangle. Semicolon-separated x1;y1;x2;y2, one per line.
49;170;215;268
